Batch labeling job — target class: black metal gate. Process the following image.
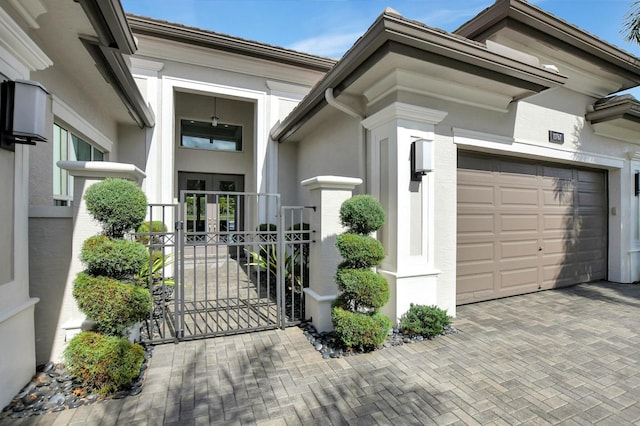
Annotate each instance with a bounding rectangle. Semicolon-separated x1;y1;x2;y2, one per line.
138;194;311;344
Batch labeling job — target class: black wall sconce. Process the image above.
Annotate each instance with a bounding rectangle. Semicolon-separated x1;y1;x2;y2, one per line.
410;138;433;181
1;80;50;151
635;172;639;197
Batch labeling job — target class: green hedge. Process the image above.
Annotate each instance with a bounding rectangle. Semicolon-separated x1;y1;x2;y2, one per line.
399;304;451;337
339;195;385;234
64;331;144;394
335;268;389;311
85;178;147;238
136;221;167;246
331;307;392;351
73;273;152;335
80;236;149;280
335;233;384;268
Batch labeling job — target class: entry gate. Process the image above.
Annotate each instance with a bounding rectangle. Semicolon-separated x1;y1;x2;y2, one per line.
139;193;312;344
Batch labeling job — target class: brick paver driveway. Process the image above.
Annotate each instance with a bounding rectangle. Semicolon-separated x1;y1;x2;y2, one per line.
10;281;640;425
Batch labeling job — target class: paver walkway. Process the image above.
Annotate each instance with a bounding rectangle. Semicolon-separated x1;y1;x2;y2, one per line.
5;281;640;425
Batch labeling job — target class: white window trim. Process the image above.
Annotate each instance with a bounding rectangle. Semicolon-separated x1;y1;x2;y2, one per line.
52;95;113;153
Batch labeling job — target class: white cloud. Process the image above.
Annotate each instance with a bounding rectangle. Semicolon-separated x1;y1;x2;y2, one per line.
288;31;363;58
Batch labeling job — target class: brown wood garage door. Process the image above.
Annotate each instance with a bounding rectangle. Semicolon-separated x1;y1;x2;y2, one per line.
457;151;607;304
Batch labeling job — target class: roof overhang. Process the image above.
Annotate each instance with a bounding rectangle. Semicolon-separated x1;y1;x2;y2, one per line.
126;15;335;73
81;37;155;128
455;0;640;96
271;9;566;142
587;95;640;143
76;0;137;54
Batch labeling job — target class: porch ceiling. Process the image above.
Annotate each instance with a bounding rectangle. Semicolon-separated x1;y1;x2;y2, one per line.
25;0;152;127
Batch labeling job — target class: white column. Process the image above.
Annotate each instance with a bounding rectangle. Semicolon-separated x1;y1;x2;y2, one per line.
362;103;448;324
301;176;362;332
53;161;145;361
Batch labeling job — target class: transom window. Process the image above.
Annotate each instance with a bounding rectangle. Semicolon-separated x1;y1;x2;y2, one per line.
53;123;105;205
180;119;242;152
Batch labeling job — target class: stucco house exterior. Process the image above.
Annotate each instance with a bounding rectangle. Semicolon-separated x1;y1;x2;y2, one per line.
3;0;640;409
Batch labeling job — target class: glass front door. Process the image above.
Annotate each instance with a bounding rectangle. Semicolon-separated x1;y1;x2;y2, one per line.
178;172;245;241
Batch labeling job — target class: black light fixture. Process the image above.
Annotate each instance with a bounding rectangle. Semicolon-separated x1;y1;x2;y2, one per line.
635;172;639;197
211;97;219;127
1;80;50;151
410;139;433;181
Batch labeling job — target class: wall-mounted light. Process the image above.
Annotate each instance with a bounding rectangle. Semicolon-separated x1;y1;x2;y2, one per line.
411;138;433;181
1;80;50;151
635;172;639;197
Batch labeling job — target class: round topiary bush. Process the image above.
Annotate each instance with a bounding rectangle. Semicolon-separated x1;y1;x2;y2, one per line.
331;307;392;352
335;233;385;268
339;194;386;234
64;331;145;394
335;267;390;311
73;273;152;335
80;235;149;280
85;178;147;238
399;304;452;337
332;195;391;352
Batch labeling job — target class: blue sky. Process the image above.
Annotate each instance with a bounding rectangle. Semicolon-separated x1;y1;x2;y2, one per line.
122;0;640;60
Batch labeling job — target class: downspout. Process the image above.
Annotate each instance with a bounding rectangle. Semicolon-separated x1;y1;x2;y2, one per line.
324;88;368;193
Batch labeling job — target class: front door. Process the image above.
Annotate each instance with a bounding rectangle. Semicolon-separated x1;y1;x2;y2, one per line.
178;172;244;243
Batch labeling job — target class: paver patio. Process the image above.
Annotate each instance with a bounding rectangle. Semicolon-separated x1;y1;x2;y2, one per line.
4;281;640;425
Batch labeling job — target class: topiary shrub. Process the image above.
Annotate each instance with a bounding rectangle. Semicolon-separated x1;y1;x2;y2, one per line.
64;331;145;394
332;307;392;352
399;304;451;337
136;221;167;246
80;235;149;280
85;178;147;238
332;195;391;352
335;268;390;312
73;273;152;335
335;233;385;268
339;194;385;234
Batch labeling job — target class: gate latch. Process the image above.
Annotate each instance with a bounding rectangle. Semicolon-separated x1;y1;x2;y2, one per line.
175;221;184;231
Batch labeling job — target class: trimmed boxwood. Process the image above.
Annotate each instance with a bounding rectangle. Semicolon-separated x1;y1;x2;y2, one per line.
73;273;152;335
80;235;149;280
335;233;384;268
331;307;392;352
335;268;389;311
136;221;167;246
399;304;452;337
340;194;385;234
64;331;144;394
85;178;147;238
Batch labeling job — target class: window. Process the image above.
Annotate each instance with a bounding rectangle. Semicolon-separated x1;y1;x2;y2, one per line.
53;123;105;205
180;119;242;152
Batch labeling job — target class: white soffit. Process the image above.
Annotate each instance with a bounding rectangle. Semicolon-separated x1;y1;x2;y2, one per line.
0;5;52;72
7;0;46;29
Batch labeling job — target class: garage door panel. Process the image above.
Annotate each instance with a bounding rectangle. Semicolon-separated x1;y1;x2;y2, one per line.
458;214;494;234
499;240;538;259
458;184;494;206
457;152;606;305
500;214;538;233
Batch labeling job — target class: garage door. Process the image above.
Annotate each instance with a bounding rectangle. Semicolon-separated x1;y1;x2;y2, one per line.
457;152;607;304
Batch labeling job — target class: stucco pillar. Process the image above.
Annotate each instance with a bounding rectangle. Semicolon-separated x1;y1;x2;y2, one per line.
362;103;449;324
53;161;145;361
301;176;362;332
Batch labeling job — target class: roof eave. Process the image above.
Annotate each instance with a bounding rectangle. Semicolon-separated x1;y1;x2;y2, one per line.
126;15;336;73
76;0;137;54
272;11;566;143
586;98;640;125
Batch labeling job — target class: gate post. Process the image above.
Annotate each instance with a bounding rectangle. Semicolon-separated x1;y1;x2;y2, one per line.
301;176;362;332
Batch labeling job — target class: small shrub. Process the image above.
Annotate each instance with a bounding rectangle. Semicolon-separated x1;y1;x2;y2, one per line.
256;223;277;243
136;221;167;246
399;304;451;337
331;307;392;351
339;195;385;234
64;331;144;394
85;178;147;238
335;233;384;268
80;236;149;279
335;268;389;311
73;273;152;335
